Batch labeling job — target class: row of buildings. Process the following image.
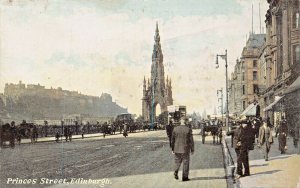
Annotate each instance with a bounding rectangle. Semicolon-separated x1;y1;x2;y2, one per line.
228;0;299;130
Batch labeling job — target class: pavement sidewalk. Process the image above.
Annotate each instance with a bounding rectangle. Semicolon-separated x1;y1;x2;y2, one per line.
225;134;300;188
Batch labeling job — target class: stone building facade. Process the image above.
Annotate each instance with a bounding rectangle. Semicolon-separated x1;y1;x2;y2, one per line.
142;23;173;122
228;59;243;115
228;34;266;116
260;0;300;127
229;1;299;127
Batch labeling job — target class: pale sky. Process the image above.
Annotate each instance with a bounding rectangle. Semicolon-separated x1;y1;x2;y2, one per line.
0;0;268;116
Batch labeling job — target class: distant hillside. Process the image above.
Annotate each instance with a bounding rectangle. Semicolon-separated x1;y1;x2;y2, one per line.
0;81;127;121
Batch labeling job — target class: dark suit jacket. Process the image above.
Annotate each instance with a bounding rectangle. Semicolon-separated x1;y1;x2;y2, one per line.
278;121;288;135
171;125;194;154
166;123;174;138
237;125;253;151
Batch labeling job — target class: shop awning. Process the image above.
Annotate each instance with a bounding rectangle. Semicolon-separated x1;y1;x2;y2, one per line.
284;76;300;94
241;103;258;116
263;96;284;112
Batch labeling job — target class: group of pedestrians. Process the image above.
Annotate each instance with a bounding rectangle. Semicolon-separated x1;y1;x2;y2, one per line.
227;116;290;179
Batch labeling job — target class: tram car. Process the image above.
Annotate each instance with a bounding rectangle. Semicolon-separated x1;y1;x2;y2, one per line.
113;113;135;133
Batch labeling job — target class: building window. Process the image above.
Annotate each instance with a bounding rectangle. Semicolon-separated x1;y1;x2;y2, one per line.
253;71;258;80
241;62;244;69
295;12;300;28
243;101;246;110
253;84;259;94
242;85;246;95
293;44;300;64
253;60;257;68
242;72;245;81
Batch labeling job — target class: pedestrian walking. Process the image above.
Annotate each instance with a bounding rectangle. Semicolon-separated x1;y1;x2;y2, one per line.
258;119;273;161
166;119;174;148
278;117;288;154
235;121;252;179
10;121;17;148
81;125;85;139
55;131;60;142
102;122;108;138
171;118;194;181
123;123;128;138
290;124;299;148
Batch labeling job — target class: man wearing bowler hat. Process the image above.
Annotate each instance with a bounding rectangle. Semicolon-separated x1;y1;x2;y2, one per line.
235;120;252;178
171;118;194;181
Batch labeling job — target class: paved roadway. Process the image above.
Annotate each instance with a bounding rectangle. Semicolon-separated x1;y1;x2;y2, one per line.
0;130;226;188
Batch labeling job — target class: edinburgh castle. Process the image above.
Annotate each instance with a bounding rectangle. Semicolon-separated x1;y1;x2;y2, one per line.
0;81;127;122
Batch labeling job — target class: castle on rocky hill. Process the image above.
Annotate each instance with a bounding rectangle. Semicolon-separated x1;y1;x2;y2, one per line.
0;81;127;122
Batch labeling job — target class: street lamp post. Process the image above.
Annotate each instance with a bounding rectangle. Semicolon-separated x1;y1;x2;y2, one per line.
217;88;223;125
216;49;229;132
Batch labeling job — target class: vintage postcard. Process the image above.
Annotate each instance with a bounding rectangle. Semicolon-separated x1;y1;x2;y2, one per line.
0;0;299;188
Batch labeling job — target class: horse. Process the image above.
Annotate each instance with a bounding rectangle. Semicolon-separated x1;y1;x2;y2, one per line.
201;120;222;145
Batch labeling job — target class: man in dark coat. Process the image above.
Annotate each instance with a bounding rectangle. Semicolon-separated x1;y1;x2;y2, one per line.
235;121;252;178
278;117;288;154
166;119;174;148
227;124;242;178
171;118;194;181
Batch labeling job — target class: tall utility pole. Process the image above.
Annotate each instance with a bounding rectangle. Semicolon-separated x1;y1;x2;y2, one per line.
216;50;229;132
217;88;224;124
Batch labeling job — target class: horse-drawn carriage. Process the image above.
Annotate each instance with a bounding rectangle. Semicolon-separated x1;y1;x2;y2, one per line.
0;123;15;148
201;119;222;144
114;113;135;133
18;122;38;144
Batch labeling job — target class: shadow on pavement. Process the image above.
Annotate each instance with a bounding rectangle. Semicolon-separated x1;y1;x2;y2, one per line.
251;170;281;176
269;155;291;161
250;163;269;167
190;176;226;181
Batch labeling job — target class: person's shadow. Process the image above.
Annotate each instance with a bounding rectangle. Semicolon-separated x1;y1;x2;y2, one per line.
250;163;269;167
250;170;281;176
190;176;226;181
268;154;292;161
